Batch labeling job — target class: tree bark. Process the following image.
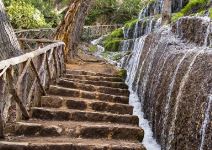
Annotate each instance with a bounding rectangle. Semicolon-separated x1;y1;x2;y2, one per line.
0;0;23;138
55;0;92;59
0;0;23;61
162;0;172;25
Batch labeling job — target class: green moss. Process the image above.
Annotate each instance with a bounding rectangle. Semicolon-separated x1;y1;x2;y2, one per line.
181;0;208;15
117;69;127;79
110;28;124;38
88;45;97;53
112;53;122;61
171;0;209;22
104;39;122;52
209;8;212;19
124;18;139;29
102;28;124;52
171;12;184;22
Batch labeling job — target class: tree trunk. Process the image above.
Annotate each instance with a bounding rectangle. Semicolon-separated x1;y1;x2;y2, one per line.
162;0;172;25
55;0;92;59
0;0;23;138
0;0;23;61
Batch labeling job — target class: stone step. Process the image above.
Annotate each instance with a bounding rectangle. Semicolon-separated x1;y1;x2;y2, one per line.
48;85;129;104
65;74;123;82
66;69;120;78
14;120;144;142
31;107;139;126
0;137;146;150
57;79;130;97
41;96;133;115
62;77;128;89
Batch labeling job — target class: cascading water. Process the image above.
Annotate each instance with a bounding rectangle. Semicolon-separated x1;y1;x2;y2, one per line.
91;0;212;149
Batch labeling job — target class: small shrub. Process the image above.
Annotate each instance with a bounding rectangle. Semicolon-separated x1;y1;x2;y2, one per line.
209;8;212;19
117;69;127;79
104;39;122;52
7;1;48;29
89;45;98;53
124;18;139;29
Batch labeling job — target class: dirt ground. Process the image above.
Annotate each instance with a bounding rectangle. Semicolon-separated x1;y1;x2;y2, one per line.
66;49;118;75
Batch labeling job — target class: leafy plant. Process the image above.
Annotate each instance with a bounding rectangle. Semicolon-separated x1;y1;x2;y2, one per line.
7;0;48;29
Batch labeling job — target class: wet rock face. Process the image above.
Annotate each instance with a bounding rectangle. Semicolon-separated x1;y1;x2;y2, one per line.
122;16;212;150
172;17;211;46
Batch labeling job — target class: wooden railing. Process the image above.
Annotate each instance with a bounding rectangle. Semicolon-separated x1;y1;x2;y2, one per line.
15;25;123;41
0;40;65;138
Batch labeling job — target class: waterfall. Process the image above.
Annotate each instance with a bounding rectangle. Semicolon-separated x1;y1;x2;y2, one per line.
125;36;161;150
167;49;204;150
199;95;212;150
161;51;189;146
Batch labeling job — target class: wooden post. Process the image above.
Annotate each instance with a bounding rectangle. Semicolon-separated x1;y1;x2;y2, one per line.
16;63;24;121
0;76;4;138
0;109;4;138
30;61;46;95
6;68;30;120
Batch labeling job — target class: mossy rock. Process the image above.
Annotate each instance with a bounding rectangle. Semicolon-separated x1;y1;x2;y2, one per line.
88;45;98;53
104;39;122;52
209;8;212;19
110;28;124;38
172;0;209;22
117;69;127;79
102;28;124;52
124;18;139;29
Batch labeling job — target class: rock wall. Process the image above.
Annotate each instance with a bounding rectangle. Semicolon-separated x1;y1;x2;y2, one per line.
121;16;212;150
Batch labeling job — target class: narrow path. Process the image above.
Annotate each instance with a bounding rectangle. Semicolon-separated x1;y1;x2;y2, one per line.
0;54;146;150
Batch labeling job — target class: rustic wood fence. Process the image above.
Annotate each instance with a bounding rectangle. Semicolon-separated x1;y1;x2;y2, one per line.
15;25;122;41
0;39;65;138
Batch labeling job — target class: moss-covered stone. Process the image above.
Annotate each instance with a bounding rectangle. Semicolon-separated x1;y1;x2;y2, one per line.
124;18;139;29
209;8;212;19
102;28;124;52
88;45;98;53
171;0;210;22
117;69;127;79
104;39;122;52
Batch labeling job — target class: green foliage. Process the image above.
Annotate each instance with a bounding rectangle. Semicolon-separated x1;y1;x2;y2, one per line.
88;45;98;53
3;0;64;28
117;69;127;79
7;0;48;29
110;28;124;38
104;39;122;52
209;8;212;19
85;0;141;25
102;28;124;52
181;0;208;15
124;18;139;29
171;0;209;22
171;12;184;22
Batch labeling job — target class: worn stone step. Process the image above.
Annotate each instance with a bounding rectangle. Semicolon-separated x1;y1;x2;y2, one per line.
65;74;123;82
66;69;120;78
41;96;133;115
31;107;139;126
0;137;146;150
62;77;128;89
48;85;129;104
14;120;144;142
57;79;130;97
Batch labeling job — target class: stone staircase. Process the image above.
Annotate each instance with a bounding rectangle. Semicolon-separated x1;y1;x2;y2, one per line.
0;69;146;150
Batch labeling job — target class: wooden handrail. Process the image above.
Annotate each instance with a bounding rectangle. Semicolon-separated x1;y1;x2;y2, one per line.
0;42;64;70
0;40;65;138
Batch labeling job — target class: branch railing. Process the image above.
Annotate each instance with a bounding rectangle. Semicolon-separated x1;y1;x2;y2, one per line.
15;25;123;42
0;40;65;138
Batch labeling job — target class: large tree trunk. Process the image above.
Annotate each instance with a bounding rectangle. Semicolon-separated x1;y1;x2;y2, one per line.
162;0;172;25
0;0;23;138
0;0;22;61
55;0;92;59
